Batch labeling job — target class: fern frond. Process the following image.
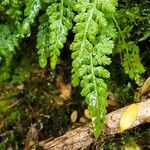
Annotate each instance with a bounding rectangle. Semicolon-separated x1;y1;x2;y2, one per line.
43;0;74;69
37;15;49;68
71;0;117;138
0;25;18;59
0;0;23;30
0;24;19;83
113;10;145;85
20;0;41;37
123;42;145;85
12;53;33;84
6;0;23;28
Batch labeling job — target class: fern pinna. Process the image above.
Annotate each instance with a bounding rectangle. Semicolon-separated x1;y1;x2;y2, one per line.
0;25;19;83
37;0;74;70
20;0;41;37
113;8;145;85
71;0;117;138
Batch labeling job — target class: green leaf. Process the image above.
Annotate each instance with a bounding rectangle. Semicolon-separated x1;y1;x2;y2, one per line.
20;0;41;37
0;24;19;83
39;55;47;68
37;0;74;70
123;42;145;85
71;0;117;138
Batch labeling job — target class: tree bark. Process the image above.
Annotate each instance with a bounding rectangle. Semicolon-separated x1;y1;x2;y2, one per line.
40;100;150;150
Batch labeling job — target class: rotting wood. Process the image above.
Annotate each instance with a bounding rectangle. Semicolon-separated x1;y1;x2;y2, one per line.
40;100;150;150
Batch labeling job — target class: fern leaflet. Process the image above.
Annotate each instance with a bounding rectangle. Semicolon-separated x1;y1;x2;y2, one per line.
0;24;19;83
71;0;117;138
123;42;145;85
113;12;145;85
37;0;74;69
20;0;41;37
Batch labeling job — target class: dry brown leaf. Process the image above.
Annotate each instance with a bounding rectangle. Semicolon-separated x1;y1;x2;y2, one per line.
120;104;138;132
56;97;64;105
16;84;24;90
56;76;72;100
79;117;87;123
141;76;150;97
84;109;90;119
107;92;115;100
108;99;117;107
59;83;71;100
107;92;118;108
71;111;78;123
24;125;39;150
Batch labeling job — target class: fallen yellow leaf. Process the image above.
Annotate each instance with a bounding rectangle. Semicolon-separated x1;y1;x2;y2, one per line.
141;76;150;97
124;145;141;150
71;111;78;123
120;103;138;132
124;142;141;150
84;109;90;119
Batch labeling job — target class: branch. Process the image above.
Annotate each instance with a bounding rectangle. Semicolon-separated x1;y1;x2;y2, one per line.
40;100;150;150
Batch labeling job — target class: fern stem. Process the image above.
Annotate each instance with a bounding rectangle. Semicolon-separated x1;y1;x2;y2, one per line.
80;1;96;55
112;16;129;54
60;0;63;18
90;53;98;106
57;0;64;43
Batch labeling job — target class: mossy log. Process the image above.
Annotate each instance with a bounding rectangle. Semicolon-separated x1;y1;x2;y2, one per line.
40;100;150;150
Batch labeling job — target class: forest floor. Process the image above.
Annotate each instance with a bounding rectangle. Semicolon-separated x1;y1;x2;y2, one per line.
0;57;150;149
